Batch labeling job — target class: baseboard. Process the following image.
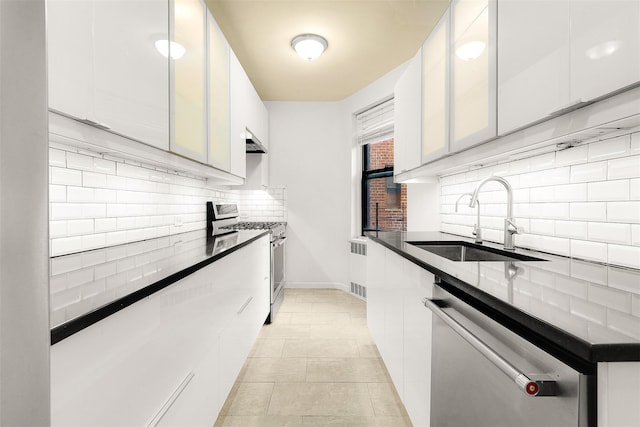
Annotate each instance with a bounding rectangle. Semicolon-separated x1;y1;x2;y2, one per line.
285;282;349;293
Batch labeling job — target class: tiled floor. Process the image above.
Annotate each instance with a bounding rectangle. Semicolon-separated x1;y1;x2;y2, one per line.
214;288;413;427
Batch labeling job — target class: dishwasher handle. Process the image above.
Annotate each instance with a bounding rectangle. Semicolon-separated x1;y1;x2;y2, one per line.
423;297;557;397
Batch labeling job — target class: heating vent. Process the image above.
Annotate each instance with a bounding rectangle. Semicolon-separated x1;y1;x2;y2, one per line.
351;241;367;256
350;282;367;300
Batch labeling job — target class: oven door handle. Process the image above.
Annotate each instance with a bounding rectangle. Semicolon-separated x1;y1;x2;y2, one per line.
423;297;557;397
272;237;286;248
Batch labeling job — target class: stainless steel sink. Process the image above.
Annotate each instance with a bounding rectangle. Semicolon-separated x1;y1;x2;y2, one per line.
406;242;544;262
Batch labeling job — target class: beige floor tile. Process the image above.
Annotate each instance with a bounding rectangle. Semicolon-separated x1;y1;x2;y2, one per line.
301;415;379;426
219;382;274;416
368;383;405;417
258;324;311;339
215;415;303;427
249;338;286;357
282;339;360;358
358;343;382;358
373;416;414;426
306;358;389;383
268;382;375;416
239;357;307;382
310;301;365;313
309;323;373;340
279;301;316;313
290;312;351;325
273;312;293;324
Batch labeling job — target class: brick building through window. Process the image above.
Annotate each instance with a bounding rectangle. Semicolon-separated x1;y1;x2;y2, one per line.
362;138;407;232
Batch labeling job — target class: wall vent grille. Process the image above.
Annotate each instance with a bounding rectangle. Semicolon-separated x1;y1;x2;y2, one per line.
350;282;367;300
350;241;367;256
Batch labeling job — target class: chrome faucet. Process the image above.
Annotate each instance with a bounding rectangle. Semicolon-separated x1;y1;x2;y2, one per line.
455;193;482;244
469;176;523;251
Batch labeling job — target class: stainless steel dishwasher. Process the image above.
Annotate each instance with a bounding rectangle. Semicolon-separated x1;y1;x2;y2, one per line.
424;284;592;427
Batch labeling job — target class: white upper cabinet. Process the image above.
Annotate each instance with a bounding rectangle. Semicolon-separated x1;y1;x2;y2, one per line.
422;8;450;163
171;0;208;163
498;0;571;135
207;11;231;171
48;0;169;150
570;0;640;103
450;0;497;152
394;50;422;175
229;50;248;178
498;0;639;135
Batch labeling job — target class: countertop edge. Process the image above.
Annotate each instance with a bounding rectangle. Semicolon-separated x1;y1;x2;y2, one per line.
366;232;640;372
50;231;270;345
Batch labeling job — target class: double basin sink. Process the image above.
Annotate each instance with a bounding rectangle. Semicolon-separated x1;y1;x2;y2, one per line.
407;241;545;262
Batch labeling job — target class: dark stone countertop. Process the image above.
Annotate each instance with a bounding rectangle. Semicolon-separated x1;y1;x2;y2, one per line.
366;230;640;372
50;229;269;344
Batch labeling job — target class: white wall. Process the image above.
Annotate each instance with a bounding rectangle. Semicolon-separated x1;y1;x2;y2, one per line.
0;0;50;424
266;101;350;288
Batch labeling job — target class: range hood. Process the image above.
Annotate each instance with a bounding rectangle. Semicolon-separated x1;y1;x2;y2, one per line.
245;129;267;154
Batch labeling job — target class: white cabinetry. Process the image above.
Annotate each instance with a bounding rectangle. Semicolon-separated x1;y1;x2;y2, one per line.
366;240;435;425
450;0;497;152
51;235;270;426
497;0;570;135
47;0;169;150
229;50;248;178
421;8;450;164
394;50;422;175
498;0;640;135
207;11;231;171
570;0;640;103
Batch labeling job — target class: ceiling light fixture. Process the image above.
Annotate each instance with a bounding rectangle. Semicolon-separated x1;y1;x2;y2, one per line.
155;39;186;60
455;41;485;61
291;34;328;61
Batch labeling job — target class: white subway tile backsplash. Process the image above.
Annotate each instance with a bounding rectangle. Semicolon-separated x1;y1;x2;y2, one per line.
83;171;107;188
588;284;632;313
588;222;631;245
587;180;630;201
49;148;66;167
67;186;94;203
607;244;640;270
570;161;607;183
93;158;116;175
555;220;587;239
520;167;570;188
529;153;556;171
631;179;640;200
66;152;95;171
67;219;94;236
571;239;607;263
588;135;630;162
608;155;640;180
51;167;82;186
51;236;82;256
607;309;640;340
50;221;67;238
556;145;589;167
530;219;555;236
632;225;640;246
570;202;607;222
49;185;67;202
607;201;640;224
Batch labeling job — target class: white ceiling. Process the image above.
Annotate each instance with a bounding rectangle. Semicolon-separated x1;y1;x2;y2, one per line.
206;0;451;101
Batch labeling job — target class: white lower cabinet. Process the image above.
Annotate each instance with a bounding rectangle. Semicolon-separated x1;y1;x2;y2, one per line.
51;235;270;427
366;240;435;427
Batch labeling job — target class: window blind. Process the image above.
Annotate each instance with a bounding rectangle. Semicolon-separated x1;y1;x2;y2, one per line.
356;97;394;146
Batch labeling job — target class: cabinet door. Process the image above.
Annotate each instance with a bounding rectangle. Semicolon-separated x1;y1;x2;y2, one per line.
422;8;450;164
450;0;497;152
570;0;640;103
403;263;434;427
229;50;247;178
171;0;207;162
93;0;169;150
47;0;94;121
497;0;570;135
207;12;231;171
394;50;422;175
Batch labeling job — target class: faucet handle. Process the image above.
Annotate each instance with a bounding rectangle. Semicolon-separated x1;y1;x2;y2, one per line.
472;224;483;243
506;219;524;235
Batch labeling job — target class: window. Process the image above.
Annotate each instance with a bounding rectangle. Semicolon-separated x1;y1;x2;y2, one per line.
357;99;407;233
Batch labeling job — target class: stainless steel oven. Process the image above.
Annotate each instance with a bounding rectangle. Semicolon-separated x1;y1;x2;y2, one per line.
207;201;286;324
425;283;593;427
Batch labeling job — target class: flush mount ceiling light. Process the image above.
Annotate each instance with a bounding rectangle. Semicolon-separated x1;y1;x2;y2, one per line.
155;39;186;60
291;34;328;61
455;41;485;61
